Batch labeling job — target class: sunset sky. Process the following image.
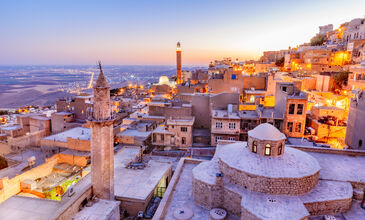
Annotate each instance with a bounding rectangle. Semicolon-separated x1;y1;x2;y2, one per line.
1;0;365;65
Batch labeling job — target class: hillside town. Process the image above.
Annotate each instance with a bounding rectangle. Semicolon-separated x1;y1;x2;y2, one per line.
0;17;365;220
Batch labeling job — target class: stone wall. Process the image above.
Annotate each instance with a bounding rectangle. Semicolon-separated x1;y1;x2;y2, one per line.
303;197;352;216
223;186;242;216
7;130;47;150
219;159;319;195
0;154;59;203
192;178;222;210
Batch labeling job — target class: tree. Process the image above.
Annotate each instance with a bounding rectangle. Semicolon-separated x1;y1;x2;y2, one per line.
310;34;327;46
0;155;8;170
333;71;349;92
275;57;285;67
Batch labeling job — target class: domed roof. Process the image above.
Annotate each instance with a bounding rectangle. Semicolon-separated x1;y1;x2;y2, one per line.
158;75;170;85
248;123;286;141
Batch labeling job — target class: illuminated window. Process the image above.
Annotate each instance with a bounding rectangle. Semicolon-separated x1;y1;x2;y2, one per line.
278;143;283;155
252;141;257;153
265;144;271;156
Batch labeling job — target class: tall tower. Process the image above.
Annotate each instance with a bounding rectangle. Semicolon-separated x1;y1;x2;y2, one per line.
90;61;114;200
176;42;182;84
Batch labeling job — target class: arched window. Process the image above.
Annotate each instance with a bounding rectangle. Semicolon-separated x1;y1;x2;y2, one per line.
252;141;257;153
265;144;271;156
278;143;283;155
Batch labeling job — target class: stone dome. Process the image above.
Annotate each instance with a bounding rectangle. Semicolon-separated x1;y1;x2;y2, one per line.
248;123;286;141
158;75;170;85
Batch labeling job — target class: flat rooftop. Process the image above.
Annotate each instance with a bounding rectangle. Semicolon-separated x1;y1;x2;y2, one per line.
0;174;92;220
118;129;151;138
1;124;22;131
307;151;365;183
211;110;240;120
43;127;90;142
114;148;171;201
157;160;239;220
1;150;48;179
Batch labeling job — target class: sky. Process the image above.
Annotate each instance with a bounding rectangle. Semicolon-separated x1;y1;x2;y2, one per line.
0;0;365;65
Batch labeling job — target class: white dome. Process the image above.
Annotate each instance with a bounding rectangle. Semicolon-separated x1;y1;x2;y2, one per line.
248;123;286;141
158;75;170;85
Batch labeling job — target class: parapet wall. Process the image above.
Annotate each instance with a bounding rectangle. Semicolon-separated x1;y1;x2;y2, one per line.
219;159;319;195
7;130;47;150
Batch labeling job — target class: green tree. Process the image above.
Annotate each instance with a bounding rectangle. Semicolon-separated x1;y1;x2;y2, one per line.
0;155;8;170
333;71;349;92
310;34;327;46
275;57;285;67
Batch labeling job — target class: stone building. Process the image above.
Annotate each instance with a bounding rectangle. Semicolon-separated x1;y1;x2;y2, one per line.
308;106;347;143
152;116;195;150
56;95;93;121
348;59;365;90
345;90;365;150
189;123;355;219
211;109;240;146
275;82;308;138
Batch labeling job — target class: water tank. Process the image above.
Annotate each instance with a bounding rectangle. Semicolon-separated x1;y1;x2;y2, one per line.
228;104;233;113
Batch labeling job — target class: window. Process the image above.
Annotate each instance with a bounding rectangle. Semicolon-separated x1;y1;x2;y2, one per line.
287;122;293;132
160;134;164;141
295;122;302;133
153;134;156;142
288;104;295;115
181;127;187;132
229;122;236;129
359;139;363;148
282;86;287;92
216;122;223;129
231;74;237;80
252;141;257;153
182;137;186;145
215;136;222;143
229;137;235;141
265;144;271;156
297;104;303;115
278;143;282;155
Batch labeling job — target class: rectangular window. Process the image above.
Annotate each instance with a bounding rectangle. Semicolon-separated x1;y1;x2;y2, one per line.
161;134;164;141
288;104;295;115
153;134;156;142
215;136;222;143
231;74;237;80
282;86;287;92
297;104;303;115
216;122;223;129
229;137;235;141
182;137;186;145
295;122;302;133
181;127;187;132
229;122;236;129
287;122;293;132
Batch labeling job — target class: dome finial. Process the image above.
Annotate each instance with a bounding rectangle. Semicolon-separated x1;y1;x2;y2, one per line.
95;61;110;88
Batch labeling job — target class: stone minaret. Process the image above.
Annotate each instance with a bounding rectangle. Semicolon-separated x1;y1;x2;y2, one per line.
176;42;182;84
90;61;114;200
